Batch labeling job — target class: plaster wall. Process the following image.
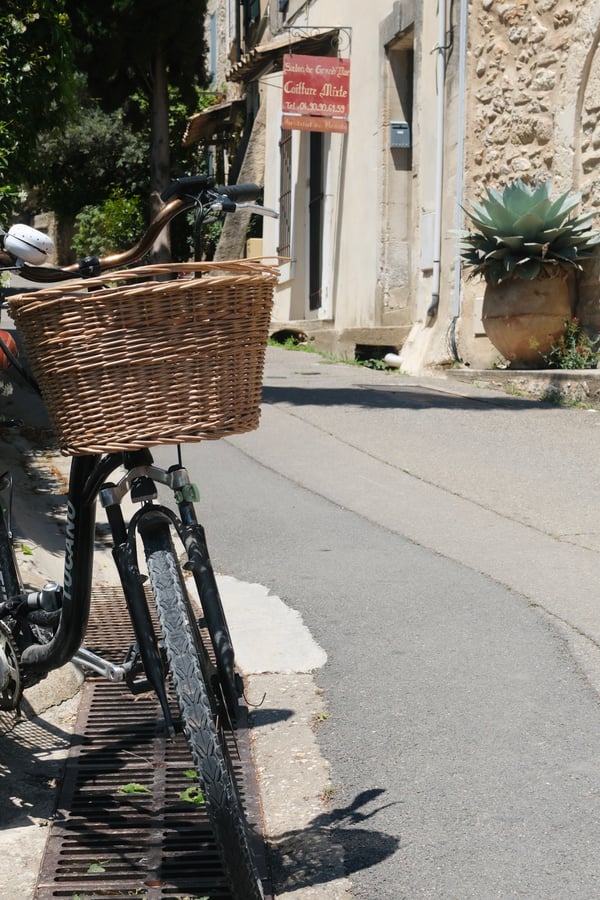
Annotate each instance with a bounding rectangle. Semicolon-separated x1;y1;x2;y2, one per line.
282;0;392;330
206;0;236;90
263;0;458;356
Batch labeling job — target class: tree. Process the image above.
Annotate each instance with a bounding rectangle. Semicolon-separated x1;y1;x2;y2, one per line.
31;100;148;220
25;95;150;262
0;1;75;216
64;0;208;258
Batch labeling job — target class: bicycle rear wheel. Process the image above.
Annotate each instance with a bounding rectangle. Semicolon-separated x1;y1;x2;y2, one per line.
140;520;264;900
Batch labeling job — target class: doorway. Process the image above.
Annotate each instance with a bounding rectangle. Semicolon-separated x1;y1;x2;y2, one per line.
308;131;324;312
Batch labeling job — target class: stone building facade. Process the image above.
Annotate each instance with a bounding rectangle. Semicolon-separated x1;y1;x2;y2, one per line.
462;0;600;366
194;1;600;371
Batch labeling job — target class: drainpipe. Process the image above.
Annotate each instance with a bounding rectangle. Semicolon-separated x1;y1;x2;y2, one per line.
235;0;242;61
427;0;447;320
450;0;469;349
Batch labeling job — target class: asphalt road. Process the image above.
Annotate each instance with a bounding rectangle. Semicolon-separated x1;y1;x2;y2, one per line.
155;346;600;899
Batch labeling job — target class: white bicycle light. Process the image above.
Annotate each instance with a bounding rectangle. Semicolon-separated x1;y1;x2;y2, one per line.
4;224;54;265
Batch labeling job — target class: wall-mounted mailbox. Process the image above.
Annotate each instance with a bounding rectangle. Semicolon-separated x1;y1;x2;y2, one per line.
390;121;411;149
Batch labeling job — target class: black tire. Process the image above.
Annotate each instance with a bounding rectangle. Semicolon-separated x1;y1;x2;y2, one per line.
0;480;21;603
141;521;264;900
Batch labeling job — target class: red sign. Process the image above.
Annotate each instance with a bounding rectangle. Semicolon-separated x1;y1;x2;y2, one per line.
282;54;350;132
282;114;348;134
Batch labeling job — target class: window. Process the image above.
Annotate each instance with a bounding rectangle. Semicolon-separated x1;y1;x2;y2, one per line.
243;0;261;25
278;128;292;258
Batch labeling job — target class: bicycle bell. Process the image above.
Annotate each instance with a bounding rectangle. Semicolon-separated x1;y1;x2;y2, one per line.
3;224;54;265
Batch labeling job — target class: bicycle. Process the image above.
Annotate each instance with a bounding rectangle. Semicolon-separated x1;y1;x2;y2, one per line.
0;175;278;900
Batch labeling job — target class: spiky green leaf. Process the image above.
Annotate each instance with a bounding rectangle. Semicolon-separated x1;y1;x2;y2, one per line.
514;258;543;278
462;179;600;281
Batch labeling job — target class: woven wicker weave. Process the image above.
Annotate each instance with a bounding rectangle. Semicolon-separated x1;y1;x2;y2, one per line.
8;261;278;455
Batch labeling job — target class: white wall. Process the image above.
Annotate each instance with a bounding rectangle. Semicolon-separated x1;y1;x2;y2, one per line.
263;1;402;329
259;0;459;366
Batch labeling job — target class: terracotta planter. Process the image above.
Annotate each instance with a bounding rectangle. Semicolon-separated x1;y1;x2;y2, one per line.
482;275;573;368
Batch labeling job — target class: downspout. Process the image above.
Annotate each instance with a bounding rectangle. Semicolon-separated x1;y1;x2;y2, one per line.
427;0;447;320
450;0;469;356
235;0;242;61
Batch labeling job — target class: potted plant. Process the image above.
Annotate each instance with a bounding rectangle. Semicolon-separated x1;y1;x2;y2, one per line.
461;179;600;367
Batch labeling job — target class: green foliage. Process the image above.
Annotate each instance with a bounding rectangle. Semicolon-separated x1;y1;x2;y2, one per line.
360;357;391;370
0;1;76;215
125;84;203;180
179;769;205;805
0;185;23;221
64;0;208;117
117;781;152;794
86;861;107;874
30;98;148;219
59;0;210;230
461;180;600;285
72;189;145;257
2;1;208;228
179;785;205;805
544;318;600;370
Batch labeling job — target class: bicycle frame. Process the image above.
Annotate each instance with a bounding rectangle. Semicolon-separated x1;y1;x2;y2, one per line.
1;444;238;722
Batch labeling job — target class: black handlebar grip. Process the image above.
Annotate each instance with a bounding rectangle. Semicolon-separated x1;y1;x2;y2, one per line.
217;183;262;203
161;175;213;202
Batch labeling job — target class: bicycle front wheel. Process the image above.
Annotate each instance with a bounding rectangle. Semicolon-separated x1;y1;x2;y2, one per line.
140;520;264;900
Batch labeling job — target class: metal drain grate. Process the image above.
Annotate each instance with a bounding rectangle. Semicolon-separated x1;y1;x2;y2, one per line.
34;586;271;900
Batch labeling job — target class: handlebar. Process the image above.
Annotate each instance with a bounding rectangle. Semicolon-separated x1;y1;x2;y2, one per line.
1;176;278;284
159;176;263;205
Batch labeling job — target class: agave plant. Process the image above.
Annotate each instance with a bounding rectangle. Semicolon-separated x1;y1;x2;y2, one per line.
461;179;600;285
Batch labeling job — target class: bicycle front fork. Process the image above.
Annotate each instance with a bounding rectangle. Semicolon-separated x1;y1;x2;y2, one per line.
101;486;176;737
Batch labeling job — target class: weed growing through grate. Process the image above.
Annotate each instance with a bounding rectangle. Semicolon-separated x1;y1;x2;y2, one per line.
116;781;152;794
179;768;206;805
86;859;109;874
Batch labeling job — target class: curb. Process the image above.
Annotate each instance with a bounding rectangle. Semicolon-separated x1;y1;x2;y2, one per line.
444;366;600;405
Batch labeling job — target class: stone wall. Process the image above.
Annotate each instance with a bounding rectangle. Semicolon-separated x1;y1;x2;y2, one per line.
466;0;590;198
461;0;600;358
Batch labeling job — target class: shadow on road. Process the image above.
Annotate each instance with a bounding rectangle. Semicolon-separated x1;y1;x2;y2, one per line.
269;787;399;892
2;701;398;895
0;700;73;830
263;383;545;411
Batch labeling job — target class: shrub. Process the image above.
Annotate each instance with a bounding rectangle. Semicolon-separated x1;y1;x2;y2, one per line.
72;189;145;258
544;318;600;369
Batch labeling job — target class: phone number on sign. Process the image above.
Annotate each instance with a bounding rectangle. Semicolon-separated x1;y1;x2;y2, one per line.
286;101;347;115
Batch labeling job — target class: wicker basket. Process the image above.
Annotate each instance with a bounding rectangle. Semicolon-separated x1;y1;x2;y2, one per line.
8;261;278;455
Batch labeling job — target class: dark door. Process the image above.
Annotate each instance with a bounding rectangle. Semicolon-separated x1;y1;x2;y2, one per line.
308;131;324;312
